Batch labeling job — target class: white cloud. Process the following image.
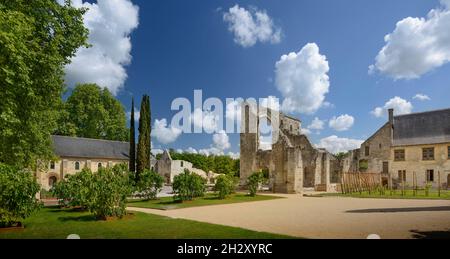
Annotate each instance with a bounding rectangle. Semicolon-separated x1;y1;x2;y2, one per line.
190;108;220;133
223;4;281;47
413;94;431;101
301;128;312;135
152;119;182;144
227;152;240;159
308;117;325;131
275;43;330;114
126;109;140;122
371;97;413;118
317;136;364;154
185;147;198;154
329;114;355;132
199;147;224;156
60;0;139;95
370;0;450;79
213;130;231;150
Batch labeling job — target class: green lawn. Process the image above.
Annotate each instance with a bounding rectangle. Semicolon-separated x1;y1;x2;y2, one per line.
317;190;450;200
0;207;293;239
127;193;282;210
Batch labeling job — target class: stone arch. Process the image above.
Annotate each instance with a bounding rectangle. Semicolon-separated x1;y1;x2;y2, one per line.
48;174;58;189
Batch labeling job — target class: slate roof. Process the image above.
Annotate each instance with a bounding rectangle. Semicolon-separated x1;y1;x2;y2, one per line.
393;108;450;146
51;135;130;160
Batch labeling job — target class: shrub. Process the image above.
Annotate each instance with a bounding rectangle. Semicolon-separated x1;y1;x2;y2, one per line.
172;169;206;202
247;171;265;197
214;174;237;199
137;169;164;200
52;168;93;209
0;163;41;227
52;165;132;220
89;166;132;220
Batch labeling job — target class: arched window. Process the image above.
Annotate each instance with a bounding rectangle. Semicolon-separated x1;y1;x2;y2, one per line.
49;176;57;188
75;161;80;170
98;163;103;169
50;161;55;170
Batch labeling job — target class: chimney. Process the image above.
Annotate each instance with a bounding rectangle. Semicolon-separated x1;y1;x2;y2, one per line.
388;108;394;124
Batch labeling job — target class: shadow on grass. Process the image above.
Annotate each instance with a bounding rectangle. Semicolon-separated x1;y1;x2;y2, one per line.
346;206;450;213
58;215;97;222
411;229;450;239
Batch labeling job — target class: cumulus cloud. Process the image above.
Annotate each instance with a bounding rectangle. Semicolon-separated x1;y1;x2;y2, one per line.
126;109;140;122
329;114;355;131
275;43;330;114
152;119;182;144
213;130;231;150
227;152;240;159
308;117;325;131
371;97;413;118
185;147;199;154
317;136;364;154
190;108;221;133
413;94;431;101
59;0;139;95
370;0;450;79
223;4;282;47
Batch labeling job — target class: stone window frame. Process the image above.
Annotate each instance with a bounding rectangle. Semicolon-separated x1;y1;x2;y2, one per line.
49;161;55;170
365;146;370;156
426;169;434;182
394;149;405;161
98;162;103;169
398;170;406;182
422;147;435;161
75;161;80;171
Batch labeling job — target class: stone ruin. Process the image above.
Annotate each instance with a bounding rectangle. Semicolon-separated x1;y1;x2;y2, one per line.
239;101;341;194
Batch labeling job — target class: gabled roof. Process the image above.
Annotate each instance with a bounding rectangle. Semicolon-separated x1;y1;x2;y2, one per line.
393;108;450;146
51;135;130;160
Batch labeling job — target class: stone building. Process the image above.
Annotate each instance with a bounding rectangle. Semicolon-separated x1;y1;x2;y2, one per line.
156;150;218;185
240;102;340;194
37;135;130;191
344;108;450;189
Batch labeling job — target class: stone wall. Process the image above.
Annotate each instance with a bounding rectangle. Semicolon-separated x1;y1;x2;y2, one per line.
360;122;392;173
390;143;450;189
37;157;128;191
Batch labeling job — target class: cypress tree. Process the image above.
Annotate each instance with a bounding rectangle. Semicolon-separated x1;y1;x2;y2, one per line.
137;95;151;178
129;97;136;173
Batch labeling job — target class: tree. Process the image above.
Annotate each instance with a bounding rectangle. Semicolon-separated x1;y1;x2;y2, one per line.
52;168;94;209
0;0;89;168
137;95;151;177
172;169;206;202
0;163;41;227
137;170;164;200
60;84;129;141
129;97;136;173
247;172;265;197
214;174;237;199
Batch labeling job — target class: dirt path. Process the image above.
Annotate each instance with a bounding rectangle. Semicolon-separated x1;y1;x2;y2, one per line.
128;195;450;239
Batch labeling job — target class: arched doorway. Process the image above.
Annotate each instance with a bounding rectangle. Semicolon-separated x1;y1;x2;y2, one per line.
48;176;57;189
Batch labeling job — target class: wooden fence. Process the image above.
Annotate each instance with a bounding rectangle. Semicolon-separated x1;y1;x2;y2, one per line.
340;172;383;194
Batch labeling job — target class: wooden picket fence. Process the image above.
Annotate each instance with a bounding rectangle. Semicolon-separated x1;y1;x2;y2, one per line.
340;172;383;194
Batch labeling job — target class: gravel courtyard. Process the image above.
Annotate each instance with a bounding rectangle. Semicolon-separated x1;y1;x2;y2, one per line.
128;194;450;239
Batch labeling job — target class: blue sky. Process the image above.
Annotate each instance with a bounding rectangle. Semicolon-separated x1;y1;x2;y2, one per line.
63;0;450;156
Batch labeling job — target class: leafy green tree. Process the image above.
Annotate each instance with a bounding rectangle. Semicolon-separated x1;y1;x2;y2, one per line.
0;163;41;227
214;174;237;199
89;166;132;220
52;168;94;209
129;97;136;173
137;95;151;177
247;172;265;197
172;169;206;202
137;170;164;200
0;0;89;168
60;84;129;141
